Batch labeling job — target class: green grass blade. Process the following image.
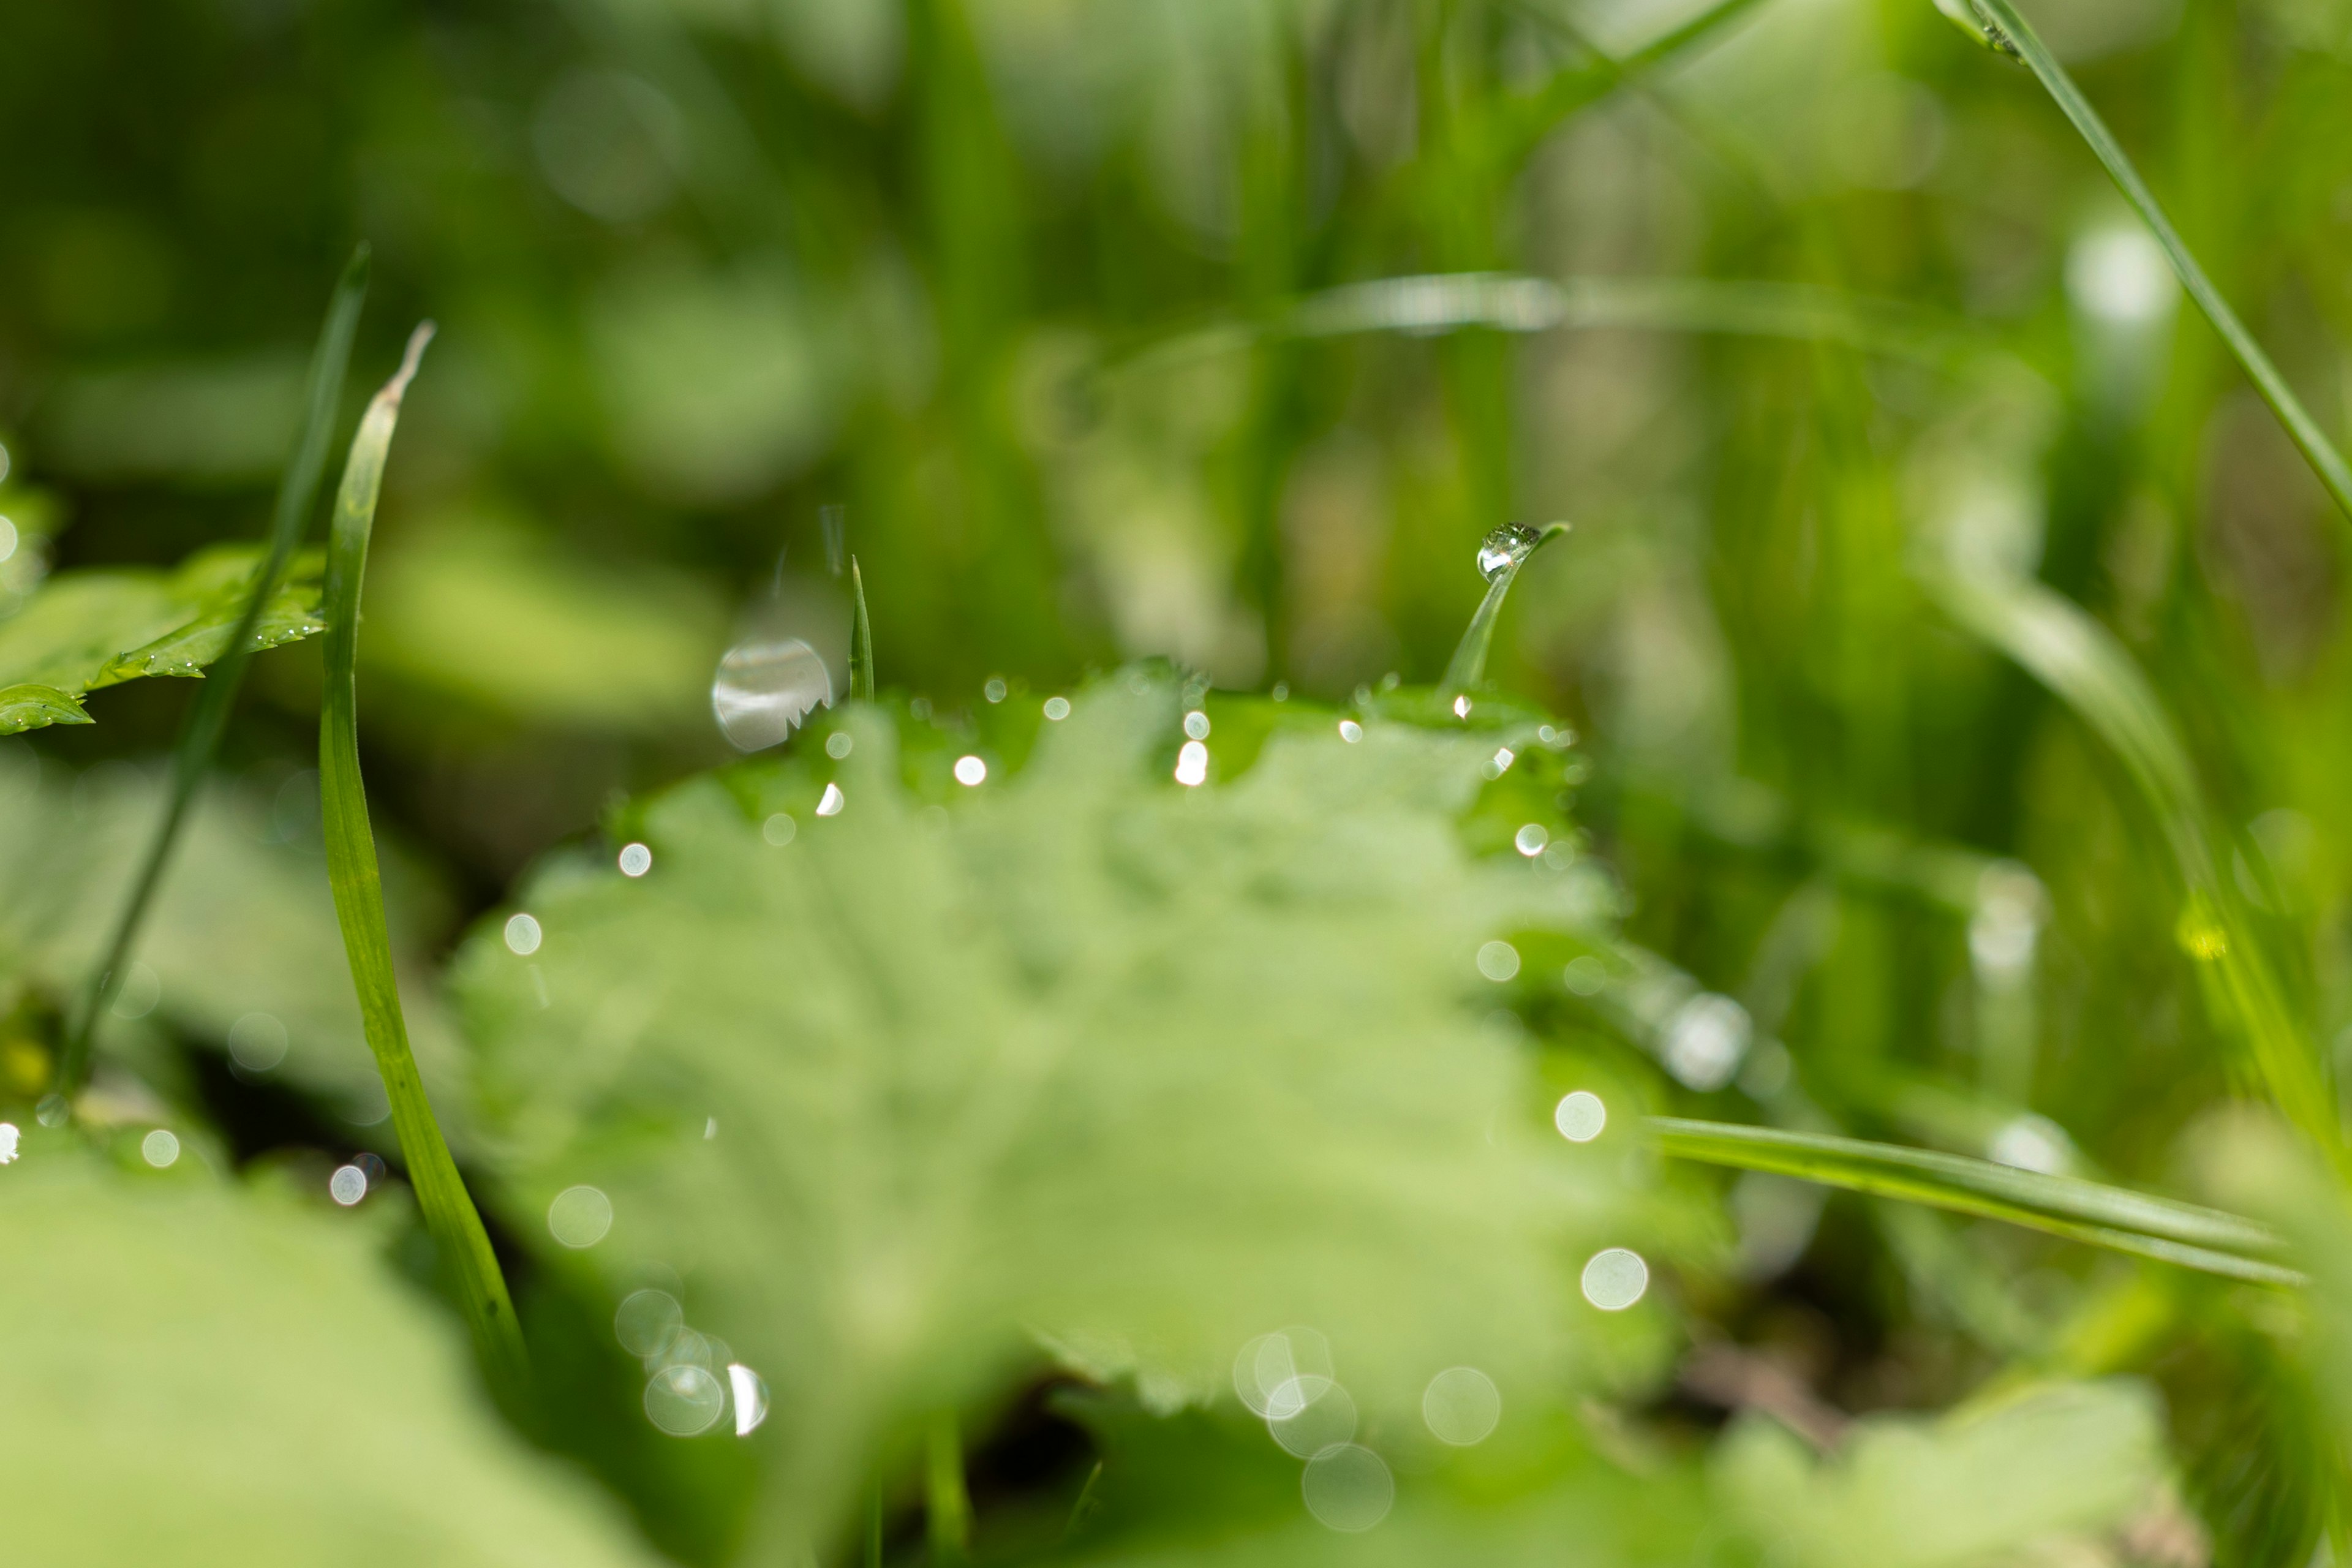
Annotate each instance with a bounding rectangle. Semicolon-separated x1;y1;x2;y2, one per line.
1442;521;1567;695
1923;564;2337;1155
1648;1117;2301;1286
849;554;874;701
53;246;369;1103
1966;0;2352;526
320;321;526;1387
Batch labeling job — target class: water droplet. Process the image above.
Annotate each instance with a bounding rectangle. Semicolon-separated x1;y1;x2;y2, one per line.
0;1122;20;1164
330;1164;368;1205
1562;956;1608;995
0;516;16;565
1302;1445;1393;1532
505;912;543;956
1553;1090;1606;1142
616;1289;684;1358
728;1362;771;1435
1662;993;1751;1090
1476;940;1521;982
548;1184;614;1248
1476;523;1544;582
1042;696;1071;721
1174;741;1209;787
1483;746;1515;778
646;1363;726;1436
1422;1367;1501;1446
619;842;653;877
1267;1377;1357;1457
141;1128;180;1168
1989;1114;2071;1174
1513;824;1548;857
954;755;987;786
984;677;1008;703
110;962;160;1020
762;812;797;846
227;1011;288;1071
1581;1247;1648;1310
711;638;832;753
36;1095;69;1129
825;731;853;759
1272;682;1289;702
815;782;845;817
1337;720;1363;744
1453;695;1472;719
1183;710;1211;741
1234;1328;1333;1416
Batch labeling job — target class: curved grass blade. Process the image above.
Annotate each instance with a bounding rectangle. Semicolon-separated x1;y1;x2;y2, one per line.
53;247;369;1102
1964;0;2352;526
1923;564;2337;1156
849;555;874;702
1443;521;1568;695
320;321;526;1388
1648;1117;2301;1286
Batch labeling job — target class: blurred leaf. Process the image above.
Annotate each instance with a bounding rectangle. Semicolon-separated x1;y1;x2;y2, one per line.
0;744;464;1133
1649;1116;2296;1283
457;673;1654;1551
361;512;725;733
1713;1380;2168;1568
0;546;326;736
0;1144;658;1567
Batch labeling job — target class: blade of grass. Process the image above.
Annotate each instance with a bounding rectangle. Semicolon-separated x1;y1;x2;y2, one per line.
1442;521;1568;695
320;321;526;1388
849;554;874;701
1923;562;2339;1158
1964;0;2352;526
52;246;369;1104
1648;1117;2301;1286
927;1412;970;1561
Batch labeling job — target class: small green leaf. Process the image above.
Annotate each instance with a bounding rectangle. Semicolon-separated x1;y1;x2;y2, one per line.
1714;1381;2168;1568
0;682;91;734
1649;1116;2297;1284
0;1147;657;1567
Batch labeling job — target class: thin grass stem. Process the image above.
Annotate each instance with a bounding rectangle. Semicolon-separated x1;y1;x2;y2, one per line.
850;556;874;702
1966;0;2352;526
52;247;369;1104
1649;1116;2300;1286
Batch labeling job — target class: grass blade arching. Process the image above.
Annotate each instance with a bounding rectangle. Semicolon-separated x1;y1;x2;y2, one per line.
319;320;526;1387
53;246;369;1104
1964;0;2352;526
850;555;874;702
1924;564;2337;1158
1442;521;1567;696
1648;1117;2300;1286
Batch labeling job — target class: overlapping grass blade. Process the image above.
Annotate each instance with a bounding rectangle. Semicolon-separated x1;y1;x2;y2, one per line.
850;556;874;701
1923;564;2337;1155
1963;0;2352;526
319;321;526;1387
1648;1117;2299;1285
54;247;369;1101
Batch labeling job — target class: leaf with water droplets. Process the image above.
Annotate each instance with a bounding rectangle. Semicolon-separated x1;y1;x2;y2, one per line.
458;669;1659;1552
0;543;329;736
0;1146;660;1566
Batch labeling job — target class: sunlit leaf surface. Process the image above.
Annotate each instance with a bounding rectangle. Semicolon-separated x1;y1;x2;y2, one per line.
458;672;1650;1550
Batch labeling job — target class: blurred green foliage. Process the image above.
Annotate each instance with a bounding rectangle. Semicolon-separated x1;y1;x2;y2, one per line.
7;0;2352;1559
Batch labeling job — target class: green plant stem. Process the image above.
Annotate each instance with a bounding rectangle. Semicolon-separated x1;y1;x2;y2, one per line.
1967;0;2352;526
319;321;526;1388
926;1412;970;1561
53;248;369;1102
850;555;874;701
1649;1116;2301;1286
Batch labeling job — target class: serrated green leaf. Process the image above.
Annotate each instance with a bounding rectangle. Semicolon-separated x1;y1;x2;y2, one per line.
0;682;91;734
458;673;1655;1552
0;546;328;734
1713;1381;2167;1568
0;1144;658;1568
